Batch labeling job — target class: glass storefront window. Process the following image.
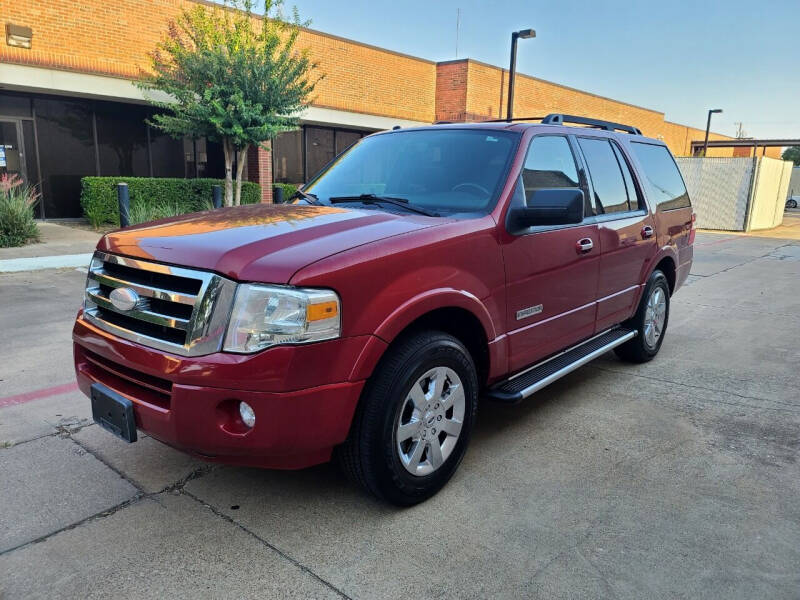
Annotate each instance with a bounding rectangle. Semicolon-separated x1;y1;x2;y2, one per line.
33;96;96;219
272;129;303;184
306;126;335;181
149;128;185;178
0;92;32;118
95;101;150;177
19;90;373;217
335;130;362;155
272;127;367;184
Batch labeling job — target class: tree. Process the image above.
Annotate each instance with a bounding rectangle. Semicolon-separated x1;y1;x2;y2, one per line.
782;146;800;166
138;0;318;206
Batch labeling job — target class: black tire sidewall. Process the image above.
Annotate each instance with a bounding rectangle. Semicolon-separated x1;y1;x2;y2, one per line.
366;334;478;505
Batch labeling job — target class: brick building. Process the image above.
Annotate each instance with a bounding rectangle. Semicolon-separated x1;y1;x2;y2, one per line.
0;0;761;218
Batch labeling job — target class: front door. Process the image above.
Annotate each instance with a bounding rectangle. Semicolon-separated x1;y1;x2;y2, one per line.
502;134;600;373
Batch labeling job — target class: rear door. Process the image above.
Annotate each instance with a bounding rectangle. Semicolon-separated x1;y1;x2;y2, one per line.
576;136;657;332
628;141;694;290
501;134;600;372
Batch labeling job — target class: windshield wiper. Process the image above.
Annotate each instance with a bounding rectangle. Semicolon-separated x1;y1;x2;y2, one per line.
328;194;439;217
290;189;323;206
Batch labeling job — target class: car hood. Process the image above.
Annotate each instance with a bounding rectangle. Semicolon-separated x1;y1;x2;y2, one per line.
98;203;442;282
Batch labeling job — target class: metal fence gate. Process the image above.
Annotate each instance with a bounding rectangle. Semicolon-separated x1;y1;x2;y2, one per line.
675;157;793;231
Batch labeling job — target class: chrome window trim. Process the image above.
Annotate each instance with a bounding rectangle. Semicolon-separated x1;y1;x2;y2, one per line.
83;251;237;357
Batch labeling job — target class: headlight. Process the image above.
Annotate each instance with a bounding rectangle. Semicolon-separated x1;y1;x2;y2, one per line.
223;284;340;353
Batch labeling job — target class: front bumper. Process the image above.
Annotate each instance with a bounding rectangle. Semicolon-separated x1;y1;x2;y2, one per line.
73;314;375;469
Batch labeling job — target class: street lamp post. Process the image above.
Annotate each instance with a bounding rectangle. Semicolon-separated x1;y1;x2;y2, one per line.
506;28;535;122
702;109;723;156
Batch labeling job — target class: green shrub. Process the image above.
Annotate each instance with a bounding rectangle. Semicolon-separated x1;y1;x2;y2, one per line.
128;198;187;225
0;174;40;248
80;177;262;228
273;183;298;203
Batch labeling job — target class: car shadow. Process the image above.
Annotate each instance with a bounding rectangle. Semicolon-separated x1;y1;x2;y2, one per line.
191;354;618;508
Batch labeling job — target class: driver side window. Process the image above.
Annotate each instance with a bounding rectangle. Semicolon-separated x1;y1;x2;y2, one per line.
522;136;580;199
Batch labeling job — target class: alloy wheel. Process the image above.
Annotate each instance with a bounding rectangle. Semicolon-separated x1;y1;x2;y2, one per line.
395;366;466;476
643;287;667;348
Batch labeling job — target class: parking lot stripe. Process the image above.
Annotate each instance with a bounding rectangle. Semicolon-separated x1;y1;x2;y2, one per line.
0;382;79;409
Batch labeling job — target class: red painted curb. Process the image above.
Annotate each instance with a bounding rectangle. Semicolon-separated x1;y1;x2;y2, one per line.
0;382;80;409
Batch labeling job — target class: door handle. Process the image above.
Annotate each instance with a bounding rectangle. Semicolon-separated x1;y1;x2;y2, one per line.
575;238;594;253
641;225;654;239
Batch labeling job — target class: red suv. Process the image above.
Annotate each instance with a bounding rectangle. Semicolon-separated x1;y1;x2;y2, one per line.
73;114;694;505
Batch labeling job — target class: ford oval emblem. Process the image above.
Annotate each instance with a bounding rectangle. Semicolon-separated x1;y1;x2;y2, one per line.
109;287;140;312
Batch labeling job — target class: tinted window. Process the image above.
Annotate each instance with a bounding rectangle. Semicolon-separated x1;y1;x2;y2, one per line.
522;136;579;193
180;136;222;179
95;101;149;177
631;142;690;210
306;126;335;180
611;142;642;210
305;129;518;214
272;129;303;184
33;97;97;218
578;137;629;214
335;130;362;154
149;128;185;178
0;92;32;117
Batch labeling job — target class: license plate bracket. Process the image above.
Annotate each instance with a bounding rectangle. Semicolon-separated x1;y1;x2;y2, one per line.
90;383;137;443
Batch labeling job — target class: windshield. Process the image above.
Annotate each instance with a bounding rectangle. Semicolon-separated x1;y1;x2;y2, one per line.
302;129;520;215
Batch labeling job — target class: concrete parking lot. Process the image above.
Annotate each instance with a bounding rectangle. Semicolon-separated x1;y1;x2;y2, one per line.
1;216;799;599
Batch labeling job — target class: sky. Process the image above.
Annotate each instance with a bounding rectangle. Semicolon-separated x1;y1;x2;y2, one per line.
286;0;800;139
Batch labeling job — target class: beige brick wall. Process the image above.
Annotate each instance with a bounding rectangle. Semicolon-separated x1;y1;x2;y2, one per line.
455;59;739;157
0;0;437;122
2;2;771;157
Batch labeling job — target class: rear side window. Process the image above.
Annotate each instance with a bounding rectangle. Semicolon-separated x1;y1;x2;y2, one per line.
578;137;630;214
630;142;690;210
611;143;643;210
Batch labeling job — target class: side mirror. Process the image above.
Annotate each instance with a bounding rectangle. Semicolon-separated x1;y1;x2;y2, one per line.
508;188;584;230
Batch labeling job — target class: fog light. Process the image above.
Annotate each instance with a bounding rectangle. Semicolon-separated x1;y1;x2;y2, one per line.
239;401;255;428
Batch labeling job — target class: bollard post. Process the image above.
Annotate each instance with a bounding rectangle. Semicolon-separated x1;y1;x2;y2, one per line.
212;185;223;209
273;186;284;204
117;183;130;227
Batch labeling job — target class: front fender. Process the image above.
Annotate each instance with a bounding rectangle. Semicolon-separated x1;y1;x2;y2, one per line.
374;288;497;343
348;289;498;382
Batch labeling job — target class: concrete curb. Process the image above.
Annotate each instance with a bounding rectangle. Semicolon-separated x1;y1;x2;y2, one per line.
0;253;93;273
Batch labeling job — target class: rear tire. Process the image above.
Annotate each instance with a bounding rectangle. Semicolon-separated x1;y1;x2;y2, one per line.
337;330;478;505
614;269;670;363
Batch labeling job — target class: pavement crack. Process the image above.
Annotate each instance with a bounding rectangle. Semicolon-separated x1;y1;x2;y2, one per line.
0;495;145;557
69;435;146;494
0;432;54;449
691;243;792;279
0;456;217;558
676;299;800;321
181;489;353;600
0;421;97;451
155;463;217;495
588;365;800;413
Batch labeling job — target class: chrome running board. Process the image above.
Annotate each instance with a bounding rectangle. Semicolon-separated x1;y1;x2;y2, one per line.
486;328;637;403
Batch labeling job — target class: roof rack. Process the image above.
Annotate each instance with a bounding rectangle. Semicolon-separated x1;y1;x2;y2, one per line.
541;114;642;135
479;113;642;135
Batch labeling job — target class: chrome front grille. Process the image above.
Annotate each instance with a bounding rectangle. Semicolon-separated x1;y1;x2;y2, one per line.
83;251;236;356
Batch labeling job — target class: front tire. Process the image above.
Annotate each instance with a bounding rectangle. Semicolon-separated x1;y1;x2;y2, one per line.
337;331;478;505
614;269;670;363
